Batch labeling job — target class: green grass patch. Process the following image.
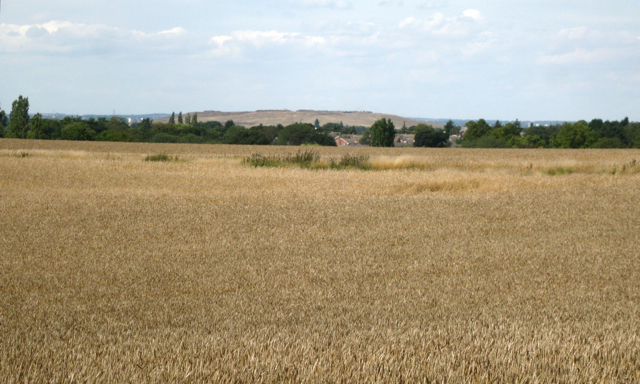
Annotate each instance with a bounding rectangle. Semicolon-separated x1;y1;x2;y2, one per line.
328;153;371;170
242;149;320;168
242;150;371;170
144;154;179;162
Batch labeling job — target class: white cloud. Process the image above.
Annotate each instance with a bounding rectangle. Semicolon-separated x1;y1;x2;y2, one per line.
25;26;48;38
462;9;483;21
210;35;232;46
224;30;323;46
0;21;193;55
209;30;326;57
158;27;187;36
236;31;299;46
558;26;589;40
398;9;484;38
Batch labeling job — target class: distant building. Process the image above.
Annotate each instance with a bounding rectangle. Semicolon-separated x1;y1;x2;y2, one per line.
336;137;349;147
331;133;364;147
394;134;415;147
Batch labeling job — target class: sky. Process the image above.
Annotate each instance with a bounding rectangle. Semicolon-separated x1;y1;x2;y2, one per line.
1;0;639;121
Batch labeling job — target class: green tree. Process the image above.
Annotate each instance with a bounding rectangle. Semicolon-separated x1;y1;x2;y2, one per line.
26;113;45;139
444;120;456;135
192;113;198;124
185;114;191;125
400;121;408;134
413;124;449;147
106;116;129;132
343;126;357;134
274;123;316;146
225;119;235;129
359;129;371;145
59;122;96;141
178;112;183;124
0;109;7;137
260;125;280;144
314;119;320;130
156;122;177;134
151;133;179;143
84;117;108;135
320;122;342;134
370;118;395;147
488;122;521;141
178;134;203;144
96;130;134;142
514;119;522;129
512;134;547;148
246;126;274;145
590;137;626;148
523;125;560;147
7;96;30;139
589;118;604;133
223;125;249;144
169;112;175;125
133;118;153;140
551;121;597;148
460;135;511;148
274;123;335;146
590;118;629;146
25;116;58;140
463;119;492;141
621;117;629;127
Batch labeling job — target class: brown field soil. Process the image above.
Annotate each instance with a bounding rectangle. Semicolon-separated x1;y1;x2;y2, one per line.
155;109;443;129
1;139;640;383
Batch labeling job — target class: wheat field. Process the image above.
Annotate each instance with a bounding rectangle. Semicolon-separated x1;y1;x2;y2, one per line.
1;139;639;383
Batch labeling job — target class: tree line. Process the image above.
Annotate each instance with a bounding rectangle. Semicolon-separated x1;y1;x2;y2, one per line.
0;95;447;148
0;96;336;146
362;117;640;149
2;95;638;148
459;118;640;148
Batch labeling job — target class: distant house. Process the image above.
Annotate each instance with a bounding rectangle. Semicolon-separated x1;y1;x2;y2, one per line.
330;133;364;147
336;137;349;147
394;134;415;147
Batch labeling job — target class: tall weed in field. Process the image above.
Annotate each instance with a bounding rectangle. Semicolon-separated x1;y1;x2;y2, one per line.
145;154;179;162
242;149;320;168
328;153;371;170
243;150;371;170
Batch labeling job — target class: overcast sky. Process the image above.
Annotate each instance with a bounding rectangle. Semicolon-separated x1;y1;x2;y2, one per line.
1;0;639;121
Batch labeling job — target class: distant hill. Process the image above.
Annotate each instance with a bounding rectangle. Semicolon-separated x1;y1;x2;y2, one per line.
156;110;444;129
